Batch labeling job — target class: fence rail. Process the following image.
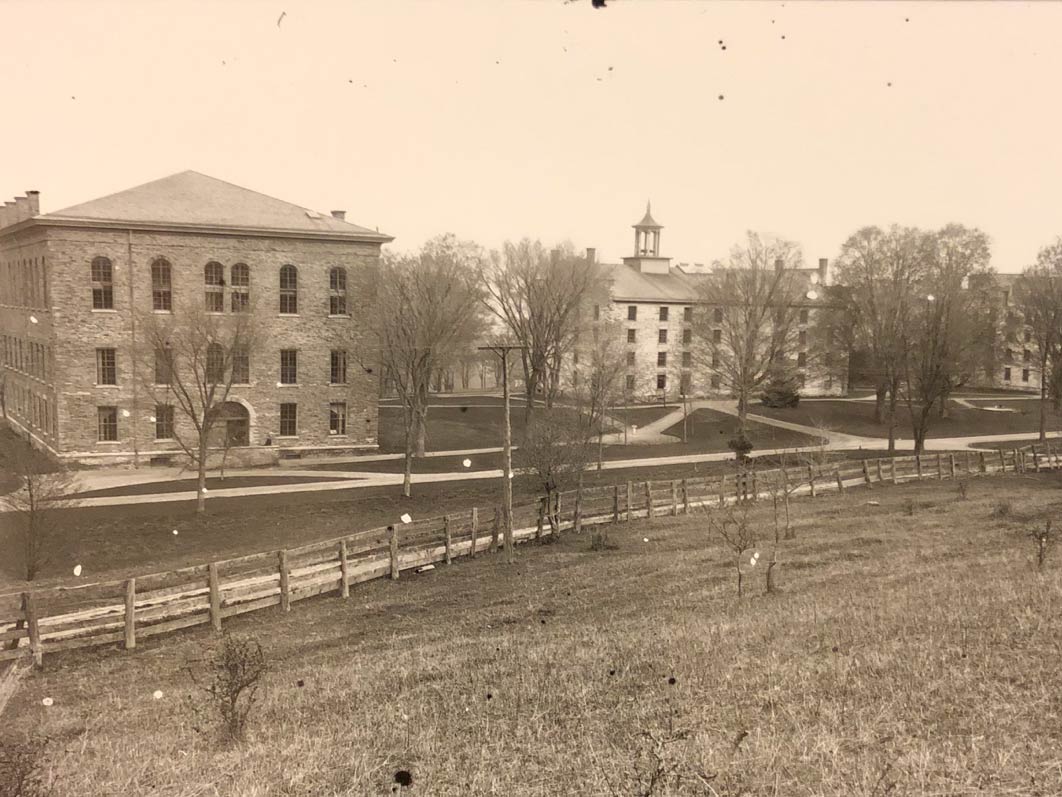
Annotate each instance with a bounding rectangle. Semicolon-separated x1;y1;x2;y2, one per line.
2;443;1057;666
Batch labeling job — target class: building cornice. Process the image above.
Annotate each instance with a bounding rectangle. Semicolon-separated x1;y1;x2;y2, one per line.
2;216;394;245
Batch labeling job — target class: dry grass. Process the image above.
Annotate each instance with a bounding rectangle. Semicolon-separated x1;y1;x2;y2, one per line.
5;475;1062;796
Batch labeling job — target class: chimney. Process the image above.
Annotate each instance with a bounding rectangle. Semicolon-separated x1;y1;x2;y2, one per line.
585;247;596;264
330;210;346;221
818;257;828;285
14;196;30;223
26;190;39;216
774;258;784;273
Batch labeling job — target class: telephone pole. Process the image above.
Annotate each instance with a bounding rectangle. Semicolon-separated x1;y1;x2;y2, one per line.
479;342;525;563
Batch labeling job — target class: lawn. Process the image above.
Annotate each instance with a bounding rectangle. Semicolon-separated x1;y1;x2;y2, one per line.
757;397;1062;439
5;474;1061;795
659;408;824;451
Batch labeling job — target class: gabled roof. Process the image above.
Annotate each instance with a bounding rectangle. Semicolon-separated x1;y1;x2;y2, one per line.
605;262;698;303
40;171;392;241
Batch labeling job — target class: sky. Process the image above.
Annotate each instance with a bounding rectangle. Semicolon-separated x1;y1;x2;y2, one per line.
1;0;1060;272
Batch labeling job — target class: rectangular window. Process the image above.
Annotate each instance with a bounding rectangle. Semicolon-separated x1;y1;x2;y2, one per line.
205;288;224;313
712;329;722;343
1025;330;1032;343
96;348;117;385
657;351;667;367
682;351;692;367
797;352;807;367
206;344;225;384
593;305;600;321
1004;366;1012;381
155;404;174;439
658;329;668;344
329;268;348;315
628;305;637;321
713;307;723;323
1024;349;1031;363
625;374;635;391
1023;368;1030;383
627;329;636;344
712;352;720;368
97;406;118;441
682;328;692;344
280;349;298;384
626;351;635;366
800;308;809;324
798;374;807;388
91;258;114;310
232;346;250;384
279;403;298;436
330;350;348;384
659;306;669;322
231;264;250;312
799;330;807;346
329;402;347;435
154;348;172;385
684;306;693;323
656;374;667;390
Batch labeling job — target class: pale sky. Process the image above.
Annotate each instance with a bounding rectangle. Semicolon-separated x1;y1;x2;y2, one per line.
2;0;1059;271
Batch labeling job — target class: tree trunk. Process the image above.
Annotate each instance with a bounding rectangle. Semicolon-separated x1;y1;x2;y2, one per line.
414;407;427;457
736;391;749;435
403;408;414;498
196;437;208;515
873;384;887;424
887;383;898;452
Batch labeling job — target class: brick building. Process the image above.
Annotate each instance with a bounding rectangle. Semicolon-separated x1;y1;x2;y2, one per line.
572;205;848;402
0;171;391;465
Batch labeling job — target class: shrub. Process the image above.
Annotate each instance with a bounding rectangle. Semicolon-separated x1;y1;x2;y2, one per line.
201;634;267;744
992;500;1012;519
727;434;754;462
760;371;801;408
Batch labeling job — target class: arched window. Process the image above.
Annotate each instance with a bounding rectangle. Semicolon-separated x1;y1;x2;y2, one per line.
279;265;298;314
91;256;114;310
329;267;347;315
151;258;172;311
206;343;225;384
204;261;225;312
230;263;250;312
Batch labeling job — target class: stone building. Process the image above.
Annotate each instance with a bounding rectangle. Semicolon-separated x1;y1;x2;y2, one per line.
0;171;391;465
574;204;848;402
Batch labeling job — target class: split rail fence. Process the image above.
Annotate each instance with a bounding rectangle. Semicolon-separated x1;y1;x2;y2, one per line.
2;444;1057;667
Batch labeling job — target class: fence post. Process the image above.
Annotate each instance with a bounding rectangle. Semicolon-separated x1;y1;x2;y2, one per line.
389;526;400;580
964;451;971;473
338;542;350;599
949;454;956;479
470;507;479;558
574;486;583;533
278;550;290;611
208;562;223;630
876;458;884;483
719;476;726;506
979;451;987;473
23;593;41;668
890;458;897;484
936;453;943;480
670;480;679;516
862;460;872;486
751;471;758;501
613;484;620;523
1013;448;1022;473
1033;448;1041;473
124;577;136;651
807;465;816;498
1047;443;1056;469
645;480;653;520
681;478;690;514
835;468;845;493
490;507;500;553
626;481;633;522
998;448;1006;473
444;515;453;563
915;454;923;479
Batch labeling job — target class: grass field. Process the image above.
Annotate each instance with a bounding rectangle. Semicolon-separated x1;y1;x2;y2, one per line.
5;473;1061;795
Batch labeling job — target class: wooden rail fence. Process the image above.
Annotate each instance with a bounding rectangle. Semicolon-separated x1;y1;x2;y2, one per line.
2;444;1056;666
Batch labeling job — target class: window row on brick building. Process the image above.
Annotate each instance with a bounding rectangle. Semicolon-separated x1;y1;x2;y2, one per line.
2;334;52;382
0;256;49;309
90;257;351;316
96;401;352;442
92;347;353;387
8;383;56;437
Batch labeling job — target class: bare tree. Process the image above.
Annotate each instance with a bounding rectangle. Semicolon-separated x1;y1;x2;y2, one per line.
0;432;72;581
1014;243;1062;441
691;232;805;434
135;299;263;515
568;317;628;469
515;408;593;535
833;225;928;450
482;240;604;426
902;225;994;452
369;235;485;497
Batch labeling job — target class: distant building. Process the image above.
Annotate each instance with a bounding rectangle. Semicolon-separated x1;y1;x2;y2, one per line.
971;272;1041;393
574;204;848;402
0;171;391;465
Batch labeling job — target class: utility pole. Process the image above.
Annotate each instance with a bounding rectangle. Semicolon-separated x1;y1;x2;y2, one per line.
479;342;525;564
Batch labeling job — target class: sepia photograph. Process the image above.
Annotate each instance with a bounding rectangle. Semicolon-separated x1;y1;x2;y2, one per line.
1;0;1061;794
